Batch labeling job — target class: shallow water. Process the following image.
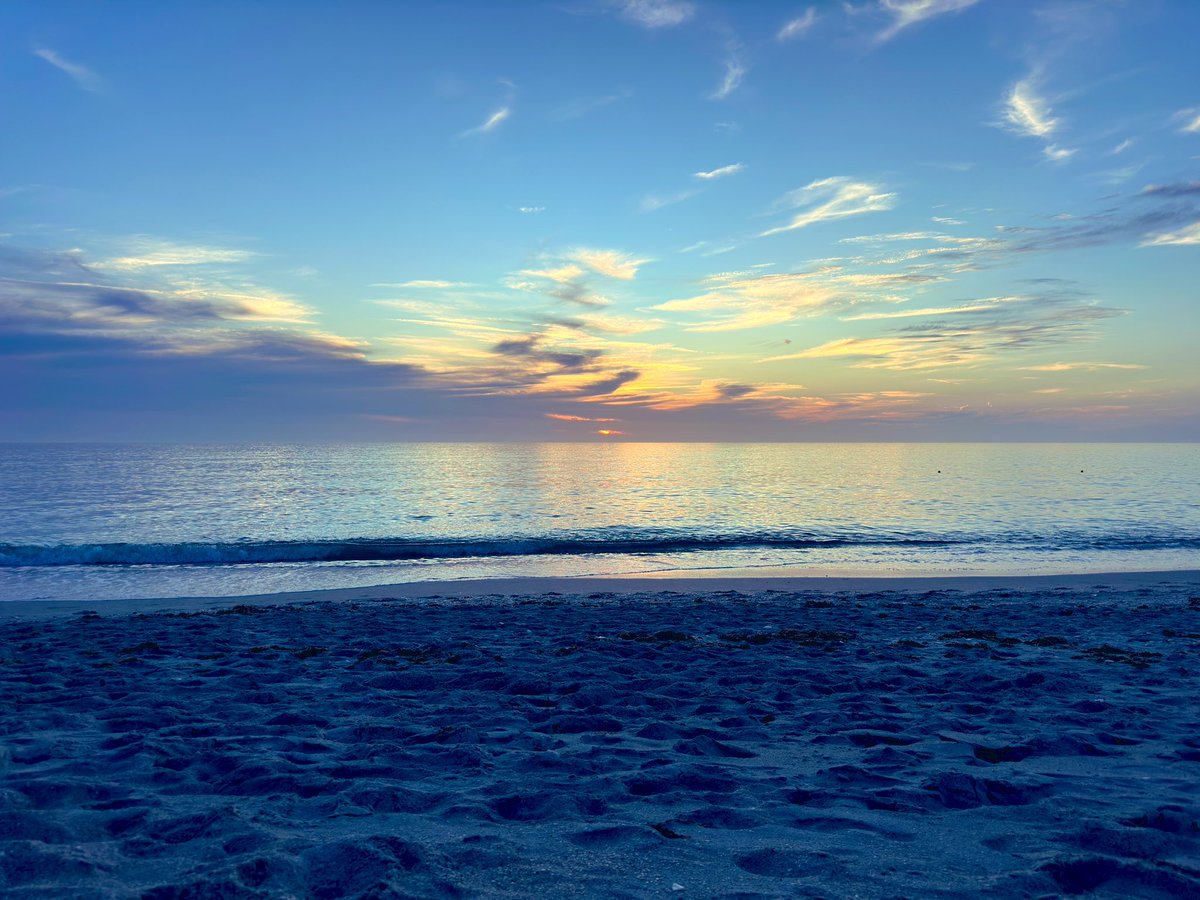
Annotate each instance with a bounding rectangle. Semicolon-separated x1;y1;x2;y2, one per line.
1;442;1197;600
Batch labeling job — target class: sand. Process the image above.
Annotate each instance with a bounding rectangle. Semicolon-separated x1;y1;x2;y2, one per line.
2;572;1199;897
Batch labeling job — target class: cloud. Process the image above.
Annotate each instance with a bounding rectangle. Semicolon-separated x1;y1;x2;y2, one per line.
641;189;699;212
1;246;312;334
1140;181;1200;198
1141;221;1200;247
843;297;1018;320
569;248;650;279
655;271;839;331
492;334;603;372
693;163;745;180
389;308;662;405
32;46;105;93
613;0;694;28
632;378;936;425
1042;143;1076;163
874;0;982;43
518;206;545;214
579;369;641;395
1092;164;1142;186
549;282;610;308
551;91;631;122
1111;137;1135;155
1019;361;1147;372
521;264;585;284
520;274;610;309
570;312;665;335
462;106;510;137
1004;197;1200;254
841;230;942;243
1000;77;1059;138
96;240;258;271
1174;107;1200;134
709;54;746;101
761;177;897;237
778;9;818;41
371;279;468;289
517;249;651;309
0;243;455;440
825;184;1200;274
545;413;618;422
765;290;1125;370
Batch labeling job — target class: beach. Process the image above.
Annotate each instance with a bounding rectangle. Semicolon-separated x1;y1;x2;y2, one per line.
3;572;1199;898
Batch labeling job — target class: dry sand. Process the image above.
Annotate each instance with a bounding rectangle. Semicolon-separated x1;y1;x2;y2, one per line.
2;572;1199;897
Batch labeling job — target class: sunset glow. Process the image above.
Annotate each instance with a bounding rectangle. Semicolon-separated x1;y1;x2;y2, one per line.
3;1;1197;440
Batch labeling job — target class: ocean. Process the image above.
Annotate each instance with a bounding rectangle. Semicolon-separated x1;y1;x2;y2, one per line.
1;442;1197;601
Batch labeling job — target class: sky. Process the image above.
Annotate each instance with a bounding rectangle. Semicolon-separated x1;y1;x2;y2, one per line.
3;0;1199;441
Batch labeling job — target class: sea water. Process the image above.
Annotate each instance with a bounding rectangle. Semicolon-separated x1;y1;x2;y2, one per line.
1;442;1197;601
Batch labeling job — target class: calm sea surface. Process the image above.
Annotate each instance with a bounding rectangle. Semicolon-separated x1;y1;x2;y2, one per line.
1;443;1197;601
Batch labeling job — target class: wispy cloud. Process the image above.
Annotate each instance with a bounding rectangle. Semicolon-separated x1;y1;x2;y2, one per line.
641;189;699;212
1173;107;1200;134
492;333;603;373
654;271;839;331
778;8;818;41
828;184;1200;277
841;230;942;244
32;46;105;93
613;0;694;28
546;413;618;422
550;91;631;121
1111;137;1135;155
1141;221;1200;247
515;248;650;311
97;241;257;271
874;0;982;43
518;206;545;214
765;290;1125;370
694;163;745;180
1140;181;1200;199
709;53;746;101
371;280;468;289
1019;361;1147;372
1;242;314;336
636;380;934;425
1000;77;1059;138
572;312;665;335
461;106;510;137
761;177;897;237
997;75;1078;162
1042;143;1076;163
569;248;651;279
842;297;1017;321
1092;164;1142;186
520;264;586;284
0;244;456;437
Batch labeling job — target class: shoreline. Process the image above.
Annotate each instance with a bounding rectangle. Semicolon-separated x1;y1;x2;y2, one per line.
2;567;1198;621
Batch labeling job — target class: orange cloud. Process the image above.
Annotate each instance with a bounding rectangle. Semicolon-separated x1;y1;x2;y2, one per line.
546;413;618;422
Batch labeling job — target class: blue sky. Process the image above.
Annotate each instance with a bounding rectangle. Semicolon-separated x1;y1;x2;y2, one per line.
3;0;1199;440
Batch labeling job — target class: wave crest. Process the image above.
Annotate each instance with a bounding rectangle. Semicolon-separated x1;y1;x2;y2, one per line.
1;528;1197;568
